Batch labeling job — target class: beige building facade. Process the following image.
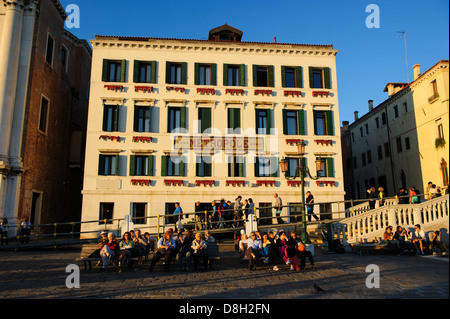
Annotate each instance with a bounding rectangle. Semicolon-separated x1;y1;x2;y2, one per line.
342;60;449;201
81;25;345;236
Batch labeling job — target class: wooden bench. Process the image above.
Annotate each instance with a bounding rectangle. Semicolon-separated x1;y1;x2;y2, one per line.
75;243;151;271
206;240;220;268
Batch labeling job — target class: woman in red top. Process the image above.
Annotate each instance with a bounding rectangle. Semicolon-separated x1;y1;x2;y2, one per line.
100;232;119;272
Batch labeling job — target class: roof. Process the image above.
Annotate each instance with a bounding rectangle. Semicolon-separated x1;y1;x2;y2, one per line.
208;24;243;41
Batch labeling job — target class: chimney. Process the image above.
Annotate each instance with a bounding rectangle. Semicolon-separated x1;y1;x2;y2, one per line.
368;100;374;112
354;111;359;122
274;37;277;44
413;64;421;80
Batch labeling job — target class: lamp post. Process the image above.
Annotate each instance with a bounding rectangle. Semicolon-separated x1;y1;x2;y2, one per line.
279;142;324;243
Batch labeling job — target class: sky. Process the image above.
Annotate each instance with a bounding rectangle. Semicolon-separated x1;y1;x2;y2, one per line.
60;0;449;124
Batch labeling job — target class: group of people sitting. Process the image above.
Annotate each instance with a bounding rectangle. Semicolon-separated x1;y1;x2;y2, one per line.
93;228;215;273
382;224;447;256
237;229;315;272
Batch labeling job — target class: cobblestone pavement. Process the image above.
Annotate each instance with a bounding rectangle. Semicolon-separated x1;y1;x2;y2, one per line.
0;248;448;299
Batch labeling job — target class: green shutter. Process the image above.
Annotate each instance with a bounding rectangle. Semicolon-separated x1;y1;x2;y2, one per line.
228;158;234;177
239;64;245;86
133;106;138;132
133;60;140;83
200;108;211;133
120;60;126;83
313;110;318;135
129;155;136;176
102;59;109;82
98;155;105;175
180;107;186;129
254;157;260;177
298;109;305;135
211;64;217;86
148;155;154;176
266;109;271;135
327;158;334;177
102;106;108;131
309;67;314;88
282;109;288;135
161;156;168;177
151;61;157;83
205;161;211;177
234;108;240;132
223;64;228;86
326;110;334;136
113;106;119;131
181;62;187;84
268;65;274;87
281;66;286;88
270;157;278;177
166;62;171;84
296;66;303;88
114;155;119;176
253;65;258;87
238;158;244;177
194;63;200;85
179;157;186;177
228;108;234;132
324;67;331;89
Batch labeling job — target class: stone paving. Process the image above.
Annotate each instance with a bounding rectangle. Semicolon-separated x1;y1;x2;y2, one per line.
0;247;448;299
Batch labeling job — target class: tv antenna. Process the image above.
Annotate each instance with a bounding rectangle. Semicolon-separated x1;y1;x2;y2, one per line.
396;31;410;83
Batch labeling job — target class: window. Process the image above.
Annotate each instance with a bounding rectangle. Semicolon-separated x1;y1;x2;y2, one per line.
134;60;156;83
289;203;302;223
353;157;357;169
253;65;274;87
196;156;212;177
396;137;402;153
38;96;49;133
102;59;126;82
437;123;445;139
224;64;245;86
161;155;186;177
403;102;408;113
405;137;410;150
313;110;334;136
99;203;114;224
381;112;387;125
134;105;151;132
384;142;390;157
309;67;331;89
430;79;439;101
131;203;147;224
317;157;334;178
284;158;305;178
377;145;383;160
166;62;187;84
45;33;55;66
375;117;380;129
256;109;271;135
360;127;364;138
198;107;212;133
195;63;217;86
367;150;372;164
61;45;68;71
130;155;154;176
254;157;278;177
393;105;399;118
365;124;369;135
168;107;186;133
319;203;332;221
282;66;303;88
103;105;119;132
98;154;118;176
362;153;366;166
258;203;272;226
227;108;241;134
228;156;245;177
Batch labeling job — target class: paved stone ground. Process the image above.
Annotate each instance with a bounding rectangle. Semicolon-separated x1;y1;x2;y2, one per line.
0;247;448;300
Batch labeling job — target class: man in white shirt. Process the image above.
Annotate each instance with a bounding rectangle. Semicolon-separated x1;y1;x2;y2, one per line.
245;232;263;270
413;224;427;255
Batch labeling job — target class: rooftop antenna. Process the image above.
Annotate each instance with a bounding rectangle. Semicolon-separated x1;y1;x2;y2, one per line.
396;31;410;83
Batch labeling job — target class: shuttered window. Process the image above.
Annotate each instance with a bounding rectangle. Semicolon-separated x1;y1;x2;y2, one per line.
161;155;187;177
133;60;157;83
253;65;274;87
134;105;151;133
256;109;271;135
103;105;119;132
102;59;126;82
313;110;334;136
166;62;187;84
228;156;245;177
98;154;119;176
195;63;217;85
282;66;303;88
129;155;154;176
196;156;212;177
282;109;305;135
198;107;212;133
309;67;331;89
168;107;187;133
224;64;246;86
254;157;278;177
227;108;241;134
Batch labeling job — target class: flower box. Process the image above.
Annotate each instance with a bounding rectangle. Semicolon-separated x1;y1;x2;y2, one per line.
164;179;184;186
316;180;336;187
225;89;244;95
197;88;216;95
104;85;124;91
194;180;215;187
132;136;153;143
286;139;304;145
135;86;154;93
287;181;305;187
131;179;152;186
284;90;302;97
166;86;186;93
314;139;333;146
256;180;276;187
226;180;245;187
99;135;121;142
312;91;330;97
254;89;273;96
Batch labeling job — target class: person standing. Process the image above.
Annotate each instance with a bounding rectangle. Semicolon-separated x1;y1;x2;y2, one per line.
273;193;284;224
305;191;319;221
194;201;203;231
234;196;243;228
20;217;32;244
378;187;385;207
0;217;8;245
368;187;377;209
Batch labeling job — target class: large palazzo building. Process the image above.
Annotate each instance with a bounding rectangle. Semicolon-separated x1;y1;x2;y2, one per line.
81;25;345;236
0;0;91;233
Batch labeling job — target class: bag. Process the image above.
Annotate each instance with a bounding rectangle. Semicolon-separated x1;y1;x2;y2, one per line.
412;196;418;203
298;243;306;252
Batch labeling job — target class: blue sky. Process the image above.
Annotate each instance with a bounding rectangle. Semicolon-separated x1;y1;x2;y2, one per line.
60;0;449;124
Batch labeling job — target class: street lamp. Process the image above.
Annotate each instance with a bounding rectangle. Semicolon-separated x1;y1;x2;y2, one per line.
279;143;324;243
